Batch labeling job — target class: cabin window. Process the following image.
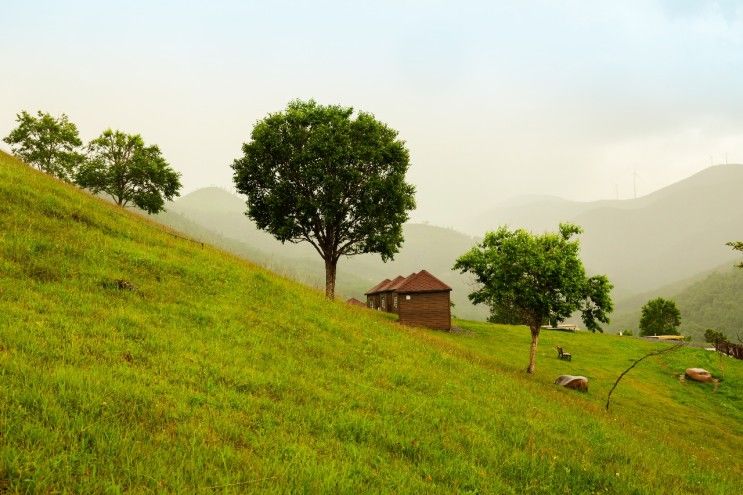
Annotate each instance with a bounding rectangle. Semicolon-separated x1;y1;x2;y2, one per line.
393;295;398;309
405;295;411;300
381;295;386;307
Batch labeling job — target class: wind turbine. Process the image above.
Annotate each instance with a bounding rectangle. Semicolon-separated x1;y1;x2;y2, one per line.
633;170;639;199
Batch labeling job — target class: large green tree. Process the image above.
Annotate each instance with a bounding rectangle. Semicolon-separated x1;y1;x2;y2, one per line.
639;297;681;336
3;110;83;181
231;100;416;300
76;129;181;214
728;241;743;268
454;224;613;373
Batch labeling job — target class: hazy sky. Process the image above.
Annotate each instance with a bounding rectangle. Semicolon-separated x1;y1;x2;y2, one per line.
2;1;743;227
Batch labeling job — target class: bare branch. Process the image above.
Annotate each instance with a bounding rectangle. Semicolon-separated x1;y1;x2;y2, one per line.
605;342;685;411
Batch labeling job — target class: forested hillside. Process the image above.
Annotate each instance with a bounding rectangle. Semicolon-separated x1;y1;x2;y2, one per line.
611;266;743;341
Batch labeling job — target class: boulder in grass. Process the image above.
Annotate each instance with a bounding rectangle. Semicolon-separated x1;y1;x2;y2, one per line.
116;279;136;291
555;375;588;392
685;368;714;383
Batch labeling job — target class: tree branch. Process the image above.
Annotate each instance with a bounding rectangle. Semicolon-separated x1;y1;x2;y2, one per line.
298;233;326;260
605;342;685;411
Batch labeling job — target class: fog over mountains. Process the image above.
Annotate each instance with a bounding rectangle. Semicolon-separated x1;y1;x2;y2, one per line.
467;164;743;299
157;163;743;326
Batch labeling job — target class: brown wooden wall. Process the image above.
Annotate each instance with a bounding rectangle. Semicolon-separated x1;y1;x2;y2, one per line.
381;291;398;313
367;292;399;313
366;294;380;310
398;291;451;330
380;293;390;312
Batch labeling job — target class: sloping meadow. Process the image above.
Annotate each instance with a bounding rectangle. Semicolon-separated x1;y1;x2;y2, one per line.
0;152;741;493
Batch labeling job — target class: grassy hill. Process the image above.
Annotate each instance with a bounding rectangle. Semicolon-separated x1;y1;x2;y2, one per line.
1;151;742;493
157;206;376;300
610;265;743;341
158;187;487;320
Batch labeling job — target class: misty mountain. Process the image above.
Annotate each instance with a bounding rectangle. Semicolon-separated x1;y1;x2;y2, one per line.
468;164;743;299
157;188;488;320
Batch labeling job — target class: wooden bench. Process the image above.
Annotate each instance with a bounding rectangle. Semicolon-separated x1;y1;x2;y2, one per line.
556;346;572;361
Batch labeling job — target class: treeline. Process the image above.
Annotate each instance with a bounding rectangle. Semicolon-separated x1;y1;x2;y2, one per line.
3;110;181;214
704;329;743;359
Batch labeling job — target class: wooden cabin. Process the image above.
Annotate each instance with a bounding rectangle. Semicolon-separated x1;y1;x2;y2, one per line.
380;275;407;312
364;278;391;310
346;297;366;307
365;270;452;330
396;270;452;330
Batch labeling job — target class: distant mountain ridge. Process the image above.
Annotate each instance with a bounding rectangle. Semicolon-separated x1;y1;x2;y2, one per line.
468;164;743;299
474;164;743;232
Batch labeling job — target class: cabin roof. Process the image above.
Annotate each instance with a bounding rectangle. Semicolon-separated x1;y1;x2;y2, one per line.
364;278;392;295
346;297;366;307
395;270;452;293
381;275;408;292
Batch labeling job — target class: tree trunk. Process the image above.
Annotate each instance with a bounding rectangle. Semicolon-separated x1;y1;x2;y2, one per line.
527;325;540;374
324;259;337;300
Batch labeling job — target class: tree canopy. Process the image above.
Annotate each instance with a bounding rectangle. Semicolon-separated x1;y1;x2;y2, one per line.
3;110;83;182
486;303;525;325
454;223;613;373
231;99;416;299
704;329;727;346
76;129;181;214
639;297;681;336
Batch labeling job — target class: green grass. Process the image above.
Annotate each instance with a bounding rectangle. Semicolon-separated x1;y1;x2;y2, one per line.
0;150;741;494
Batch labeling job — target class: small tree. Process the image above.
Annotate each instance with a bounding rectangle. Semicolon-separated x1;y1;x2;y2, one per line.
639;298;681;336
231;100;416;300
728;241;743;268
3;110;83;181
704;329;728;348
76;129;181;214
454;224;613;373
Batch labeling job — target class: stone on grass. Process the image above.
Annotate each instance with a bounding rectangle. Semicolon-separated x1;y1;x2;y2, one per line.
116;279;136;291
554;375;588;392
685;368;713;383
